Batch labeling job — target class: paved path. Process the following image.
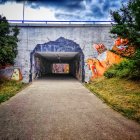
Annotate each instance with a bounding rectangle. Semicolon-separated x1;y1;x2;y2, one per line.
0;75;140;140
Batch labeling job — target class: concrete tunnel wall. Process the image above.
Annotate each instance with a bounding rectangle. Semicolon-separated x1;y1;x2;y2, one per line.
11;23;114;83
34;55;52;75
69;53;83;81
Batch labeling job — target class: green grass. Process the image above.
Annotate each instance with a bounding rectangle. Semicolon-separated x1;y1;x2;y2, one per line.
0;79;27;104
85;77;140;123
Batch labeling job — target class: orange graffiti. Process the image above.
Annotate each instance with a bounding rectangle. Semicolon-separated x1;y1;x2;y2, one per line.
11;68;23;81
86;43;123;80
113;37;135;57
64;64;69;73
93;43;107;54
86;58;105;79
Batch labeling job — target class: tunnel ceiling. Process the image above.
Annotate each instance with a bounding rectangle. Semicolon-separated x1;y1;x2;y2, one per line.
35;52;79;62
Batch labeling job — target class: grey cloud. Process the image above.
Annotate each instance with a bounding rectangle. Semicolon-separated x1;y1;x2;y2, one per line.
55;13;82;20
0;0;85;11
0;0;129;21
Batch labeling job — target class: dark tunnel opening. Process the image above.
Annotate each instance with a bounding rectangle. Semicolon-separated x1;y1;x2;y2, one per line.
33;52;83;81
29;37;85;82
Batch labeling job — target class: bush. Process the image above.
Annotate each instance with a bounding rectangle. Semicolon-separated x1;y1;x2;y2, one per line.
104;58;140;80
104;65;117;78
109;0;140;80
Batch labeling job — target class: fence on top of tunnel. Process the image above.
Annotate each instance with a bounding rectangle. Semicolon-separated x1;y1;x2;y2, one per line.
7;20;114;24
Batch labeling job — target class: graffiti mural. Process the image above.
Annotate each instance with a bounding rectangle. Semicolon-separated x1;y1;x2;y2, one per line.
52;64;69;73
85;42;123;81
0;66;22;81
30;37;84;82
11;68;22;81
0;66;13;79
34;37;83;53
112;37;135;57
30;36;133;82
85;36;136;81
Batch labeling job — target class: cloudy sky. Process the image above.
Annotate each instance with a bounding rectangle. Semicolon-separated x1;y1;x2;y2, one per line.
0;0;129;21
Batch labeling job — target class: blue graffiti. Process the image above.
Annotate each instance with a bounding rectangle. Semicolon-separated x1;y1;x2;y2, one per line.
34;37;82;53
29;37;84;82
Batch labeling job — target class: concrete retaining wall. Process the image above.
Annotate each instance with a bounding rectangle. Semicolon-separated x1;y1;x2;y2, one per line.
11;23;114;82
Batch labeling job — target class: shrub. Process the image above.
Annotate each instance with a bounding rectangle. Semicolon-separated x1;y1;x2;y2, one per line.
104;59;140;80
104;65;117;78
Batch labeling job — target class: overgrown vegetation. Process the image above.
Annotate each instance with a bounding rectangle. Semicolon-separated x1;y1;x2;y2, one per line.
85;77;140;123
104;53;140;80
0;15;19;67
0;79;27;103
106;0;140;80
110;0;140;47
0;16;23;103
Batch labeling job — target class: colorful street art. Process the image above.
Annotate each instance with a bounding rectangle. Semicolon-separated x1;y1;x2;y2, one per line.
52;64;69;74
85;37;136;81
0;66;22;81
112;37;135;57
30;36;135;82
11;68;22;81
86;40;124;81
30;37;84;82
1;36;133;83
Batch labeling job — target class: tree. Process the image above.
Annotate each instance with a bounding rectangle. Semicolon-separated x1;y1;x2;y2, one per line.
104;0;140;80
0;15;19;67
110;0;140;48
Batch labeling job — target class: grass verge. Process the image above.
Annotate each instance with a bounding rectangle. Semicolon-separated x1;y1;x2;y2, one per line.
85;77;140;123
0;79;28;104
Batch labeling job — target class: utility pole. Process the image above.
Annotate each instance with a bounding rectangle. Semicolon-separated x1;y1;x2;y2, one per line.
22;1;25;23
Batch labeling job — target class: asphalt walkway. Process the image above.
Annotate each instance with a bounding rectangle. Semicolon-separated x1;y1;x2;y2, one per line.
0;75;140;140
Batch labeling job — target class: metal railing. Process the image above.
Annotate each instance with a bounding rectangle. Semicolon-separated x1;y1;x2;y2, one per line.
8;20;114;24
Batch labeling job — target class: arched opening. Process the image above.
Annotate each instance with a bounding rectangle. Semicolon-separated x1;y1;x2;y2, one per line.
30;37;84;82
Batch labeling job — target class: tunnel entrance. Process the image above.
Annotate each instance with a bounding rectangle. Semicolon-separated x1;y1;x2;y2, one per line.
30;37;84;82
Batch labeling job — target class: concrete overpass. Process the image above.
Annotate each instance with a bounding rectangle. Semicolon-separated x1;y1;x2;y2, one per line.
11;23;114;83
